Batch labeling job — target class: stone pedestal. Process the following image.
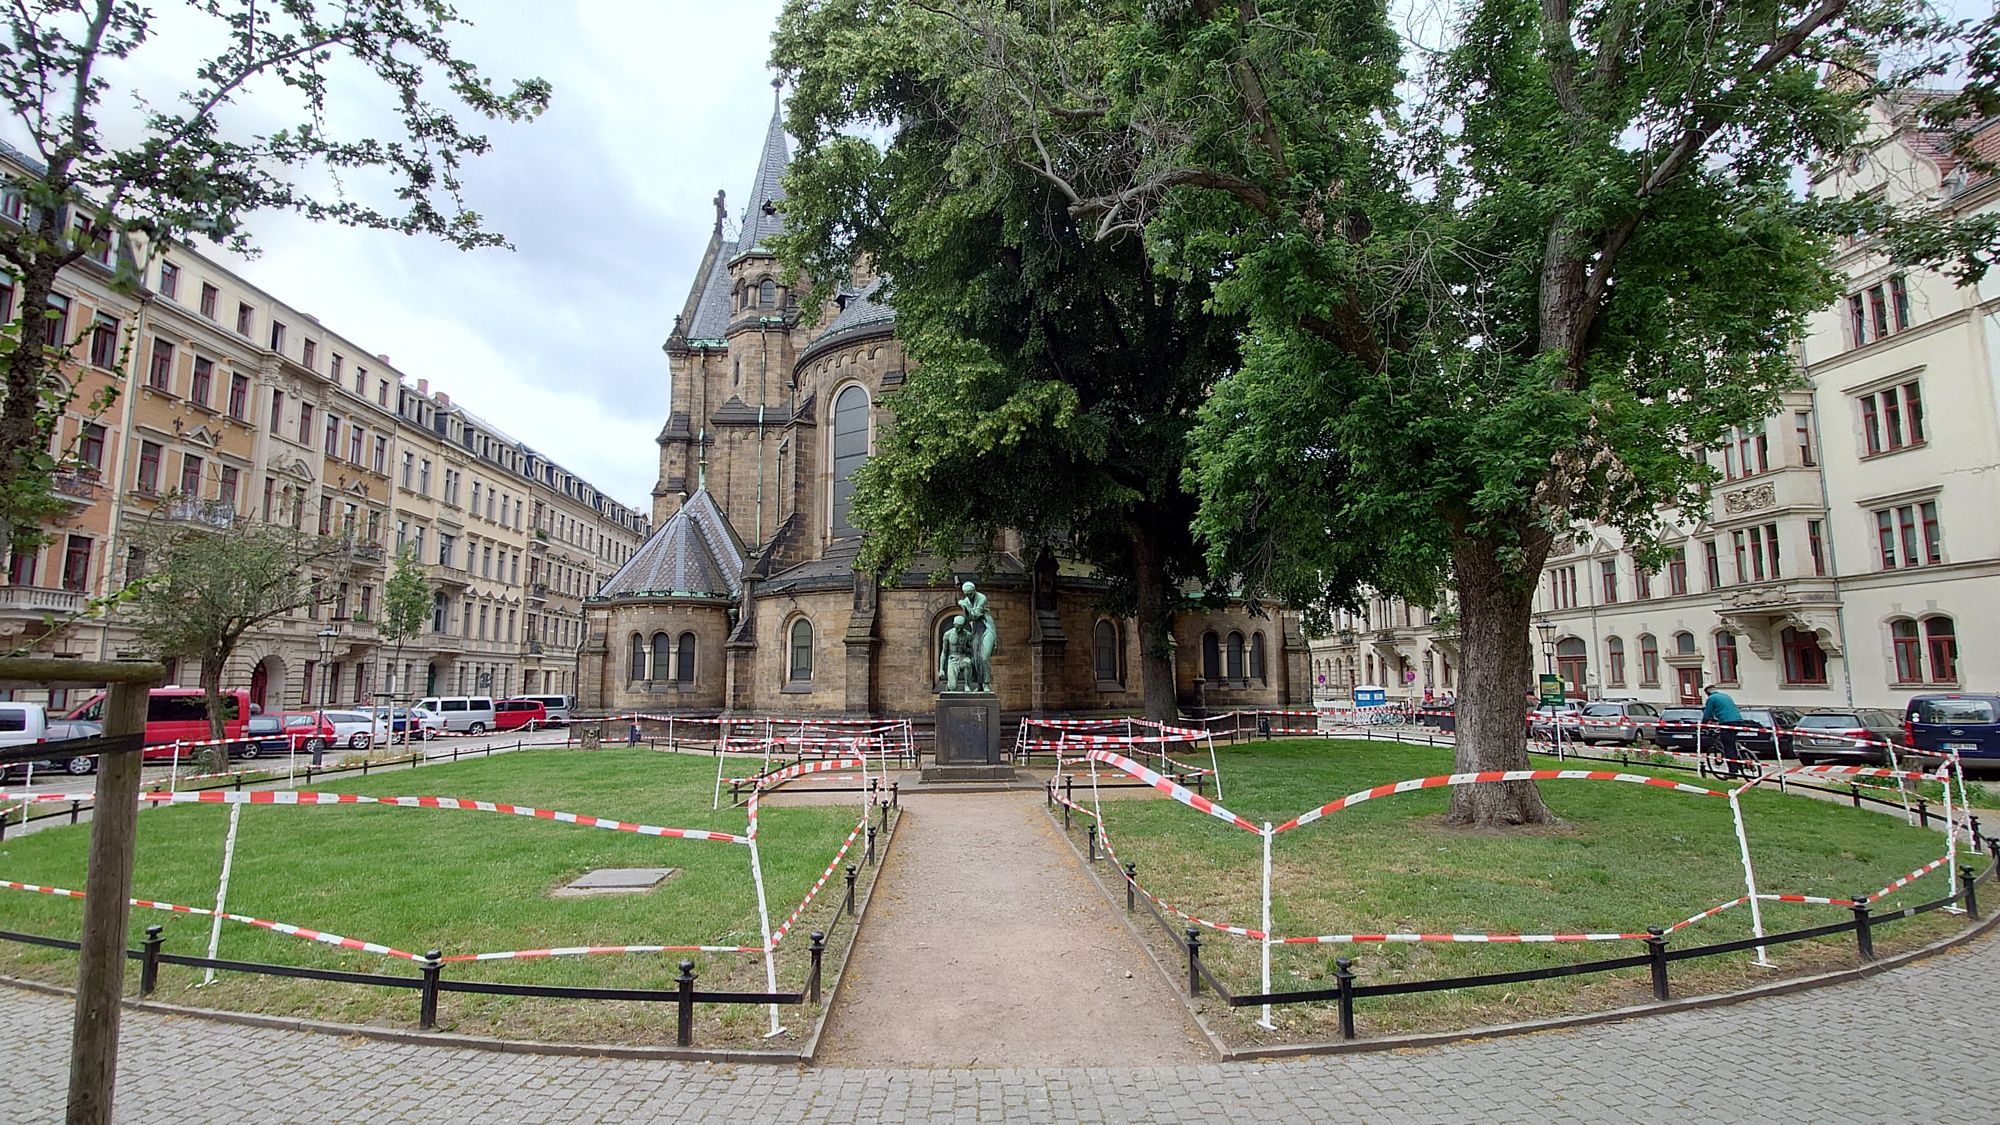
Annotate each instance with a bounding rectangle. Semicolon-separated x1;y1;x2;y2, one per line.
923;691;1014;782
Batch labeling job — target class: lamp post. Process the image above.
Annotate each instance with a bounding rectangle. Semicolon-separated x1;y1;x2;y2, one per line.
315;625;337;766
1535;615;1564;758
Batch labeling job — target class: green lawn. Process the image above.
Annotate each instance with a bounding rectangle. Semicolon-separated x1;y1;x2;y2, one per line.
0;748;883;1047
1071;739;1981;1043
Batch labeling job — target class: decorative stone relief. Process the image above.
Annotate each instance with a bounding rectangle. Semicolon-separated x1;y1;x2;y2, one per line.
1721;482;1777;514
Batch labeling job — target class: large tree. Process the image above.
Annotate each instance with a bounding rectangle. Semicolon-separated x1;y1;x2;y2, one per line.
127;499;354;764
378;545;433;745
0;0;549;553
834;0;1964;825
773;2;1246;720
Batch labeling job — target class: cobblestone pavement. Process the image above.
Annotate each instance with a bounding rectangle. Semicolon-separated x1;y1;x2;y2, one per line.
2;929;1996;1123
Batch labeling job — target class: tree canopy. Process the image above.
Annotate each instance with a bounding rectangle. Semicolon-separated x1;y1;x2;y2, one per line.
0;0;549;552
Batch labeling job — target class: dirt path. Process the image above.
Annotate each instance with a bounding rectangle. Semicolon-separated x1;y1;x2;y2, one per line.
816;791;1208;1067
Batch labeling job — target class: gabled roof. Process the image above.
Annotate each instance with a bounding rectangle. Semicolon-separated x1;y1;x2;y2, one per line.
596;488;745;600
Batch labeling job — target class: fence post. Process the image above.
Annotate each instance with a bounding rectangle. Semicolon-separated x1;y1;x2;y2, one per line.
866;825;877;866
675;960;697;1047
1851;897;1875;962
138;925;164;997
1186;927;1202;995
418;950;443;1030
1125;862;1137;912
890;782;899;810
878;799;888;832
808;932;825;1005
1917;798;1929;826
1970;814;1983;847
1645;926;1670;1000
1087;823;1098;863
1046;778;1054;809
845;865;858;914
69;800;80;824
1850;783;1861;808
1961;866;1980;920
1333;957;1357;1040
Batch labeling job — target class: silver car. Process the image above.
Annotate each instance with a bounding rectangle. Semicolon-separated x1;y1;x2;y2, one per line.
1573;701;1662;746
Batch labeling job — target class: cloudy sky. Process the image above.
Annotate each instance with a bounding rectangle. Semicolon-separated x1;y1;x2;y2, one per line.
45;1;797;512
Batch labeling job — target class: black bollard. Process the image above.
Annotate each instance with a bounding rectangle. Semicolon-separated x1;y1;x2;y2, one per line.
890;782;899;809
1918;798;1930;826
1962;865;1981;919
1186;927;1202;995
139;925;164;997
675;960;697;1046
1851;897;1875;961
808;932;826;1005
1087;823;1098;862
1125;862;1137;912
418;949;443;1030
1333;958;1357;1039
844;864;858;914
1645;926;1670;1001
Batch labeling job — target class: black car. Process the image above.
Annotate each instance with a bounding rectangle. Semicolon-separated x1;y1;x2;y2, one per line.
1793;708;1903;766
1732;707;1805;759
1652;707;1704;753
234;715;294;760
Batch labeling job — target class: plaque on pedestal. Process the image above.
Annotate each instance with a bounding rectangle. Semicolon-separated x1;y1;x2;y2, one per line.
923;691;1013;782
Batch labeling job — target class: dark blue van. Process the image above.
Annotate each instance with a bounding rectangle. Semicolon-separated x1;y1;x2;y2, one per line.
1903;694;2000;765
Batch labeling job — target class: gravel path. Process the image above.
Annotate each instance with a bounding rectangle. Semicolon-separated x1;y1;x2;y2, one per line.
815;791;1208;1067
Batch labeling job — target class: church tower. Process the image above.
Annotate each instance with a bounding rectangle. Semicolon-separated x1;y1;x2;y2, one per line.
656;80;808;553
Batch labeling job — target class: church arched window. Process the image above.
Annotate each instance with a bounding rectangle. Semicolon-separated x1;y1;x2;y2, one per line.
788;618;813;683
677;632;697;685
758;279;777;308
651;632;672;683
830;384;870;537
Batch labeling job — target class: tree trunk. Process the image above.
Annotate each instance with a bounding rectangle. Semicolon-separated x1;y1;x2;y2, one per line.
0;263;60;553
1128;518;1179;722
1445;529;1555;827
198;653;229;773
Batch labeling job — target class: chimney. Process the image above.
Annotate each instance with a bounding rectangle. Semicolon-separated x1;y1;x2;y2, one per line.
417;378;429;396
376;353;391;365
435;392;451;408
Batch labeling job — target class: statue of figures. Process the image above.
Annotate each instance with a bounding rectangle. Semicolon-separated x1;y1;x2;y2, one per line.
958;580;997;689
939;615;976;691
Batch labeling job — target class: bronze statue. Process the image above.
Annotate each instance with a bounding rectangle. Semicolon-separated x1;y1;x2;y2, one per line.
939;614;976;691
956;580;996;691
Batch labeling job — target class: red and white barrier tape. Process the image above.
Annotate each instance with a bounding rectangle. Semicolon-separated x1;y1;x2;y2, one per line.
1275;770;1724;834
1080;750;1262;835
0;879;417;959
1866;855;1952;902
441;941;761;962
769;820;866;948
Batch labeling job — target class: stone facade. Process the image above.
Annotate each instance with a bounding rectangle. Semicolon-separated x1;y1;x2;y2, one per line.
582;99;1305;718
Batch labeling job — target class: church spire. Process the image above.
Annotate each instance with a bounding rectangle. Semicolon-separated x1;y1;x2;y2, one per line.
737;80;791;254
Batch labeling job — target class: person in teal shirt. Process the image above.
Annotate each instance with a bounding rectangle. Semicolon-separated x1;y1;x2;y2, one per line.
1701;684;1746;776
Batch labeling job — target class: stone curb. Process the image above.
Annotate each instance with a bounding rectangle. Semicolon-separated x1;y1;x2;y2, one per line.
0;804;905;1066
1046;800;2000;1061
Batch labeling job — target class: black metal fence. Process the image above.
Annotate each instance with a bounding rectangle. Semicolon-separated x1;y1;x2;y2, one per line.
1055;781;1996;1041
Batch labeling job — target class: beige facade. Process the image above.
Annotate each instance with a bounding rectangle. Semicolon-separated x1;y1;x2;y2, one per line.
582;105;1308;718
0;143;647;712
1311;92;2000;713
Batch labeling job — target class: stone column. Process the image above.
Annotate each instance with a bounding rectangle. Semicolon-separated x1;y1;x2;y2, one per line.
843;571;880;716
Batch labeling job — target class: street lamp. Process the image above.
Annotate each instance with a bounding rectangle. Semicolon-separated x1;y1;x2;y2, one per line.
315;625;338;766
1535;615;1557;673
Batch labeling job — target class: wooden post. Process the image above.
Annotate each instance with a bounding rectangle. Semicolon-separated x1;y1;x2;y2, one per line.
69;676;154;1125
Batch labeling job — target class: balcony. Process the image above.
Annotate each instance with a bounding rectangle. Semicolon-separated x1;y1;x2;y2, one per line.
165;498;235;529
1717;578;1842;658
528;641;545;655
53;470;100;503
426;563;471;588
0;585;86;618
529;582;549;601
345;542;385;564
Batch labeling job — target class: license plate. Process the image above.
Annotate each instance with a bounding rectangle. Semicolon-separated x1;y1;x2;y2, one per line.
1944;742;1979;752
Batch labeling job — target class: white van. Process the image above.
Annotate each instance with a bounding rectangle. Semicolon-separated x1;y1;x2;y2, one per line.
413;696;496;734
516;694;572;724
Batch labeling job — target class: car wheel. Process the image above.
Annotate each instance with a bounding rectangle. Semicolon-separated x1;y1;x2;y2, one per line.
64;755;94;776
468;722;487;735
306;737;328;754
238;744;260;761
350;734;372;750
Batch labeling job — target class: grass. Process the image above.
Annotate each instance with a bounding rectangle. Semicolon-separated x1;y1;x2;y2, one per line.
1070;739;1984;1044
0;747;886;1048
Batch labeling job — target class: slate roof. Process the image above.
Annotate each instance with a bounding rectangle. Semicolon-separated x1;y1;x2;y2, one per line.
595;488;745;600
802;278;897;363
677;99;793;345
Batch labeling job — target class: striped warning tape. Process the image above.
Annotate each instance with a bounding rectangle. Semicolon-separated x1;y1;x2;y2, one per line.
440;942;761;962
1275;770;1725;834
0;879;417;959
769;820;866;949
1866;855;1952;903
1081;750;1261;835
1090;818;1268;939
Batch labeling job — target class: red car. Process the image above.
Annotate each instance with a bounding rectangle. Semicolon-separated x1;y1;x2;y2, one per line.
64;687;252;761
270;712;338;753
494;699;547;732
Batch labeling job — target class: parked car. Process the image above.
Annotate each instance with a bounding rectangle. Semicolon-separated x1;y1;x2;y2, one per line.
494;699;547;732
1793;708;1903;766
1651;707;1706;753
62;687;251;761
235;715;296;760
1903;694;2000;767
413;697;497;734
515;694;573;724
369;706;443;740
322;709;384;750
1527;702;1583;740
272;712;337;754
0;702;80;781
1573;701;1662;746
1732;707;1806;759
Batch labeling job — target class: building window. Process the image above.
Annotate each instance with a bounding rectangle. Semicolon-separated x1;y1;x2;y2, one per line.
1859;381;1924;456
199;283;218;319
269;321;285;353
178;453;202;497
78;423;104;472
1780;626;1828;685
1665;549;1688;596
88;314;118;368
330;354;343;383
1847;274;1911;347
1874;501;1942;569
1600;559;1618;604
218;465;238;511
830;385;871;537
60;535;91;593
1638;634;1659;686
147;339;173;391
1703;540;1720;590
1795;410;1816;467
650;633;672;682
1549;565;1579;609
1807;519;1826;577
136;440;161;492
348;425;364;464
1606;636;1626;687
789;618;813;683
1555;637;1587;696
1674;631;1697;657
401;451;414;488
1715;631;1739;685
1201;631;1221;682
1093;620;1121;685
7;547;35;586
158;261;179;299
1891;619;1923;684
324;414;340;457
236;302;254;337
298;402;314;445
42;292;68;348
373;435;387;473
419;458;431;495
1225;631;1246;681
1249;632;1267;683
1925;616;1959;683
1634;566;1652;601
1723;424;1770;480
269;389;285;433
1733;523;1780;582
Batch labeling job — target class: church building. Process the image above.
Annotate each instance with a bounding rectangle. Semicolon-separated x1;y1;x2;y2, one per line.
579;98;1308;718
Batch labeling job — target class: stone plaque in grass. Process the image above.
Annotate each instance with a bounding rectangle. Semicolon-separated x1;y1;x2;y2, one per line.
553;867;677;897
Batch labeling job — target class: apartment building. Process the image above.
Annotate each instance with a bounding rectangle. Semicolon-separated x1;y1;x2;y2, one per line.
1311;91;2000;712
0;142;648;710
